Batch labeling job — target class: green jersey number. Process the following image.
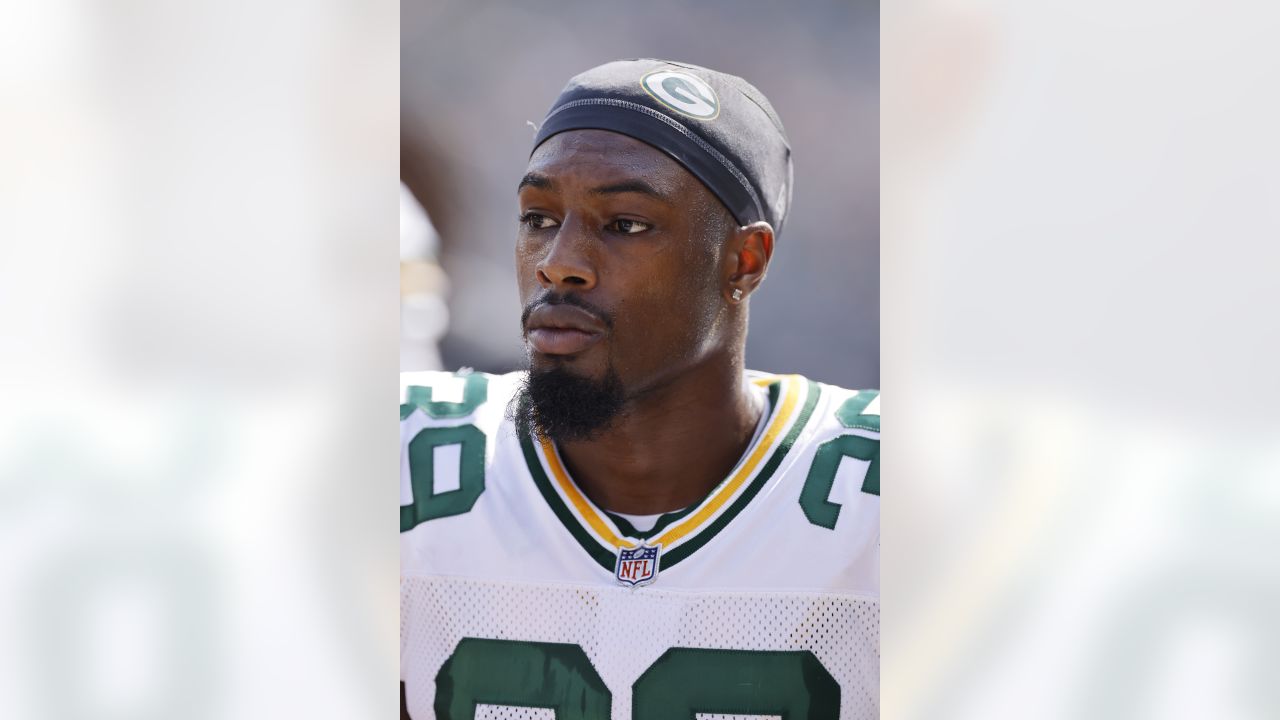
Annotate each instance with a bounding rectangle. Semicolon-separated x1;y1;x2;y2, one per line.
400;373;489;420
433;638;838;719
401;374;490;532
800;390;880;529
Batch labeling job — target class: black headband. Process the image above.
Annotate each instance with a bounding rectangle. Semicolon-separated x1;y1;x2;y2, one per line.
532;59;793;236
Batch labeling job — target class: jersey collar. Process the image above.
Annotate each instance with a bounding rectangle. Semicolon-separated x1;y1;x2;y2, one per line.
519;374;822;574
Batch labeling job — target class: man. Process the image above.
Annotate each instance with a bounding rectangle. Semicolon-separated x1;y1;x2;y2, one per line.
401;59;879;719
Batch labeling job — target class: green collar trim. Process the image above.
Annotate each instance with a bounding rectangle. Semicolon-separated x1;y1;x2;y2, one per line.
519;378;818;573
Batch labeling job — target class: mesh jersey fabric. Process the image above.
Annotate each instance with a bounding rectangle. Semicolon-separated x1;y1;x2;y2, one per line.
401;370;880;719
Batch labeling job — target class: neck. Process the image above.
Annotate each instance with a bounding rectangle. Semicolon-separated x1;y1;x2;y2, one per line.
556;350;763;515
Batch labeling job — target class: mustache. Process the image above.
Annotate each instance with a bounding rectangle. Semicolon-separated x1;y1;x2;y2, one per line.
521;292;614;333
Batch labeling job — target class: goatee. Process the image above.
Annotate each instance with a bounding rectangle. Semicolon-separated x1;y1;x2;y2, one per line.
513;362;626;442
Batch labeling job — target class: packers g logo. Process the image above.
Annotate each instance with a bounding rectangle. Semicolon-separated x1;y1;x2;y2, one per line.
640;70;720;120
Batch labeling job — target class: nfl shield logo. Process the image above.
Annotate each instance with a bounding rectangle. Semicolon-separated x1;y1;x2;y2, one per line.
614;544;660;587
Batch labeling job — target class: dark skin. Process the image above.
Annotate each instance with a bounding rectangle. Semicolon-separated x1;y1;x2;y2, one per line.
402;131;773;718
517;129;775;514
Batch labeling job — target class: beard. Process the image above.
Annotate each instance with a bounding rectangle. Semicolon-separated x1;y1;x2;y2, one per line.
515;291;626;442
513;360;627;443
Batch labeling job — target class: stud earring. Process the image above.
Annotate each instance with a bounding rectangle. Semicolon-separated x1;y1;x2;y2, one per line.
731;289;743;301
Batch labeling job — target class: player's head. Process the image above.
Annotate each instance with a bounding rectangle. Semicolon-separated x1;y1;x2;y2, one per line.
514;59;792;441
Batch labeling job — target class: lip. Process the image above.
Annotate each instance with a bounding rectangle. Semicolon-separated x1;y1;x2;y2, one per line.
526;303;607;356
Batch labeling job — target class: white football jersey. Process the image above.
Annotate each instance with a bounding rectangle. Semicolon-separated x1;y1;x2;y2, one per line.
401;370;880;719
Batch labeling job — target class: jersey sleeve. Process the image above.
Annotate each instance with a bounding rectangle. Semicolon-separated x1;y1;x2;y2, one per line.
400;370;515;534
799;384;879;593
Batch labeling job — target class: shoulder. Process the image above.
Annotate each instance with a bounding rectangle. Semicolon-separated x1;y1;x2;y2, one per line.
747;370;879;440
399;370;528;537
816;381;880;438
749;370;879;504
400;369;525;434
745;372;879;589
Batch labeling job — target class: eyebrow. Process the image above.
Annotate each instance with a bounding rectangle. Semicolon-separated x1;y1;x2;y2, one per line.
589;179;669;201
517;172;553;193
516;173;670;202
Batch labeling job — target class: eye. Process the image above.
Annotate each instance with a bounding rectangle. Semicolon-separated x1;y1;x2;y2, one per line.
608;218;652;235
519;212;559;231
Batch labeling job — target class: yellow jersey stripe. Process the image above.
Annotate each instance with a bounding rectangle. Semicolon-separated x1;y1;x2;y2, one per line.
538;374;802;551
539;439;635;549
654;374;802;548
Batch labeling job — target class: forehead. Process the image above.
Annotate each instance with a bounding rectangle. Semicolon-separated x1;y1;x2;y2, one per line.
525;129;691;190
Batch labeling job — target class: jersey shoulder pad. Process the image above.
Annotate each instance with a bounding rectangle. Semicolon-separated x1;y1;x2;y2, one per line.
746;370;879;438
399;369;522;433
815;383;879;437
400;370;522;536
792;380;881;517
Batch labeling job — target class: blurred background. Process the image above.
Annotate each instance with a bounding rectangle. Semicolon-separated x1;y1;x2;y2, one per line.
883;1;1280;718
1;0;399;718
400;0;881;389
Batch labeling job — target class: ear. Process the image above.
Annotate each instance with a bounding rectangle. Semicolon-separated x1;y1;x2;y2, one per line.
723;221;775;303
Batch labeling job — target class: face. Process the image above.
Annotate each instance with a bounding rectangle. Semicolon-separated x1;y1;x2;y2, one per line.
516;129;734;401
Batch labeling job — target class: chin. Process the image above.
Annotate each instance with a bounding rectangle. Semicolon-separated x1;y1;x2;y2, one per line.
528;347;606;377
518;350;628;443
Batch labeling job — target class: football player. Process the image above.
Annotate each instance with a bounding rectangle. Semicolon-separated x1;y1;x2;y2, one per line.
401;59;879;719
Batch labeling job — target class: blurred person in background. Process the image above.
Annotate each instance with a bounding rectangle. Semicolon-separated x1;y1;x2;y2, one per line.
400;59;879;719
400;183;448;371
401;127;460;371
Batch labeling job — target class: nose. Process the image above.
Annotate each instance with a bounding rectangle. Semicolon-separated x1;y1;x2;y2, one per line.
536;217;597;291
